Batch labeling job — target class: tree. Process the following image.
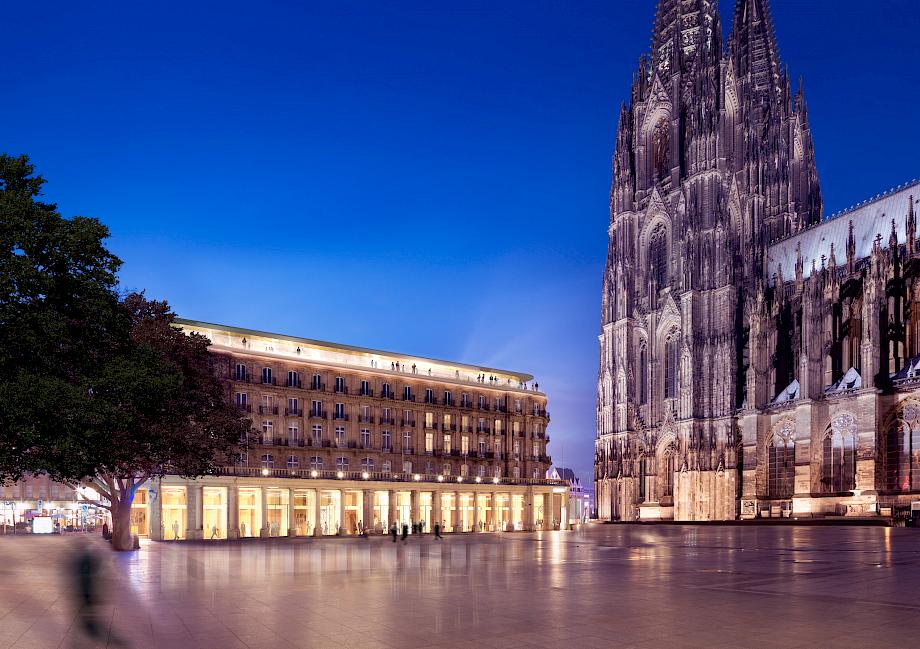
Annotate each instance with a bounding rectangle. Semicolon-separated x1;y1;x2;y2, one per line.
79;294;251;550
0;155;251;550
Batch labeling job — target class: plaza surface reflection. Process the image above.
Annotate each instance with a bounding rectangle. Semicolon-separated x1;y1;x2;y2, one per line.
0;525;918;648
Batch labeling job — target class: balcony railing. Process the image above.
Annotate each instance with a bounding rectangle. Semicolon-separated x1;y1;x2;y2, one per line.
261;377;277;386
285;408;302;416
335;386;349;395
287;379;303;388
217;465;567;487
236;403;252;412
259;406;278;415
360;389;374;397
358;415;375;424
380;417;395;425
401;419;416;427
310;382;326;391
424;396;437;405
403;394;416;402
333;413;350;421
309;409;327;419
478;404;490;411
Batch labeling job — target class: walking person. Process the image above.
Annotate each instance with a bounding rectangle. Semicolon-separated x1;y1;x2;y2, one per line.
391;522;398;542
434;522;442;539
401;523;408;544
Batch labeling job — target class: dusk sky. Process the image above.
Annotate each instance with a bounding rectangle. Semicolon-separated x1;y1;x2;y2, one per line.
4;0;918;484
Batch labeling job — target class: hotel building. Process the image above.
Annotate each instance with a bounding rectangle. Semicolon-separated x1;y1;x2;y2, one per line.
143;319;563;540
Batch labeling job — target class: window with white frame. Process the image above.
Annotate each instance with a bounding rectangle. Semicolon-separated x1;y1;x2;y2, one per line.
425;432;433;453
336;456;349;471
444;390;453;406
512;466;520;478
478;465;486;477
493;465;501;478
382;430;391;449
287;455;299;469
402;460;412;473
443;464;451;476
261;454;274;468
312;424;323;441
288;370;299;387
335;376;346;393
288;397;299;415
461;464;469;477
234;363;246;380
288;423;299;442
461;436;469;454
310;456;323;470
443;434;451;453
262;420;273;438
311;373;322;390
362;457;374;471
335;426;345;446
361;428;370;448
403;431;412;451
382;460;391;474
262;367;273;384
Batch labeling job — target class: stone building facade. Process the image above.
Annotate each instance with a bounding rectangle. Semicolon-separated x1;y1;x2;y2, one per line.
594;0;920;521
144;319;563;540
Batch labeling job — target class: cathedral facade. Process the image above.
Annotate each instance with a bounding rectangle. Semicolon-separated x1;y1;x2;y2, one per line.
594;0;920;521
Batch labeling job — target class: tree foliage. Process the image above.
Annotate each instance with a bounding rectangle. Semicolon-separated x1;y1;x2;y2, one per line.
0;155;251;549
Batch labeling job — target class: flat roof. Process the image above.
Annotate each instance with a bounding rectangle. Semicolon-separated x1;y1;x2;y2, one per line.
176;318;536;384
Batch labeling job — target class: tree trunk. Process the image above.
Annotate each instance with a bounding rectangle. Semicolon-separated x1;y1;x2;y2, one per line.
111;501;134;551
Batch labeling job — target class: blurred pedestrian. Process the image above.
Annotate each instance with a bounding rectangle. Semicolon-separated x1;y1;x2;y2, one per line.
401;523;408;544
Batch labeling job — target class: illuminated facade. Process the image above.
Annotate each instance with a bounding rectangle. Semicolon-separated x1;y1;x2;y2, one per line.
595;0;920;521
147;319;563;539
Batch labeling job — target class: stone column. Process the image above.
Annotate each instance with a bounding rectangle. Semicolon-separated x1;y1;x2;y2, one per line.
387;489;396;530
454;490;461;532
313;488;322;537
523;487;534;532
491;492;499;532
149;480;163;541
287;488;297;537
362;489;373;533
187;483;203;540
433;488;442;529
227;484;239;540
338;489;346;535
472;491;480;532
260;486;269;537
411;489;420;529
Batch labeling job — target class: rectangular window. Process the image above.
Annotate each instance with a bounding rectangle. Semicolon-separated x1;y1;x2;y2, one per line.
288;423;299;442
360;380;370;396
287;397;299;416
235;392;248;410
382;407;392;424
335;426;345;447
312;425;323;441
425;433;433;452
403;431;412;451
362;457;374;471
311;374;323;390
443;464;451;476
443;435;451;453
444;391;452;406
262;420;274;437
382;461;391;474
234;363;247;381
361;429;370;448
336;456;349;471
310;456;323;470
425;412;434;429
404;386;413;401
382;383;391;398
288;370;299;388
261;454;274;468
443;413;452;429
334;403;346;419
311;400;323;417
382;430;391;450
402;460;412;474
287;455;299;469
461;436;469;454
262;367;273;385
335;376;346;393
494;420;503;434
479;439;486;455
425;388;434;404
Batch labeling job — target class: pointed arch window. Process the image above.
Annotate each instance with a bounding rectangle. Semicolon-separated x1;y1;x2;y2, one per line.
767;422;795;498
658;443;677;500
638;455;647;502
652;119;670;182
639;345;648;405
664;331;679;400
821;414;857;494
886;406;920;492
649;225;668;294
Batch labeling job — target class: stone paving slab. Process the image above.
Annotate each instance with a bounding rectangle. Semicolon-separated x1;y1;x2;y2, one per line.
1;525;918;648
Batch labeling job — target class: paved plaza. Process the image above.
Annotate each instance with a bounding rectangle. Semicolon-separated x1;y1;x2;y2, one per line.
1;525;919;648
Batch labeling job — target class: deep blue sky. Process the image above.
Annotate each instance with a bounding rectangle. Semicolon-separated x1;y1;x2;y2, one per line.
4;1;918;484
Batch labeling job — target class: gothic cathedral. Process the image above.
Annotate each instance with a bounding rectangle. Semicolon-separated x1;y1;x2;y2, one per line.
595;0;920;521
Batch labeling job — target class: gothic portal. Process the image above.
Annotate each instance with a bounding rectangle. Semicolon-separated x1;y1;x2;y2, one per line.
595;0;920;521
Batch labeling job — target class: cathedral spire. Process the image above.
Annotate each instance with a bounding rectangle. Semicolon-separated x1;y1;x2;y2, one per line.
651;0;718;77
906;195;916;256
730;0;781;99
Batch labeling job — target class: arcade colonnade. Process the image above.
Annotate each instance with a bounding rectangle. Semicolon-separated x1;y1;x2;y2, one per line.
141;477;567;541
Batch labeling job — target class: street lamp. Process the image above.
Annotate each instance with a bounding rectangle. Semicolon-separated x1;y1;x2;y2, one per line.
413;474;421;481
493;477;500;484
362;472;369;480
310;470;318;478
437;475;444;482
261;468;269;476
475;476;482;483
336;471;344;479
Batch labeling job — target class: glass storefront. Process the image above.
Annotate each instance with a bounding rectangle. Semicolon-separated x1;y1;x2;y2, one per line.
203;487;227;539
265;488;289;536
130;489;149;537
394;491;412;531
459;493;474;532
372;491;389;533
440;492;455;532
162;486;187;540
292;489;315;536
238;487;262;538
477;493;493;531
511;494;524;530
319;490;340;535
495;494;510;530
419;492;432;532
343;490;361;534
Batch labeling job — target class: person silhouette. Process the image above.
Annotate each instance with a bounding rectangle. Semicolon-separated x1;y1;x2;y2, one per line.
171;520;180;540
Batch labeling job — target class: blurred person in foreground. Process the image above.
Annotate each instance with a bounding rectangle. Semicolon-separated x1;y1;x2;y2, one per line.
70;537;130;647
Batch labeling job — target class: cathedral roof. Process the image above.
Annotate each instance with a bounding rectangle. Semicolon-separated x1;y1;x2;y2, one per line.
766;180;920;281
